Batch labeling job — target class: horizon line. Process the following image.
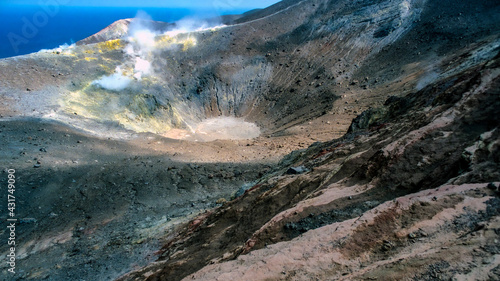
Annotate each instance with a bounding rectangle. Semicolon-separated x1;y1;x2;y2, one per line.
0;2;271;10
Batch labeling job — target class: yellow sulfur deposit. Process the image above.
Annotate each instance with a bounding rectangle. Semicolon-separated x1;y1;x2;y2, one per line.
97;39;124;51
155;35;176;48
154;34;197;51
182;37;197;51
114;112;173;134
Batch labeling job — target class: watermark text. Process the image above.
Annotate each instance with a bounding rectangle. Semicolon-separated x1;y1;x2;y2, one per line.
7;0;71;54
6;169;16;274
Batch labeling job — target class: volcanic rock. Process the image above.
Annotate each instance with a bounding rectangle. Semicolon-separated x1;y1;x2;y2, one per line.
0;0;499;280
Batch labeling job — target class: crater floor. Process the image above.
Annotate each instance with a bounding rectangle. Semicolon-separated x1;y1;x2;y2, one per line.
163;116;261;142
0;0;499;280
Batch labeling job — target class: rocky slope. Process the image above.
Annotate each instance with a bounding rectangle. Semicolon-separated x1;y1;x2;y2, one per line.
120;50;500;281
0;0;499;280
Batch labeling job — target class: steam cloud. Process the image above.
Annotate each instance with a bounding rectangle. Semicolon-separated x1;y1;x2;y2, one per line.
39;43;75;55
92;11;225;91
92;67;132;91
416;70;439;90
126;11;157;54
166;18;219;36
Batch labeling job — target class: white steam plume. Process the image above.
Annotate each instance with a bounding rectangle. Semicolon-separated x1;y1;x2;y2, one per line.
167;18;209;36
39;43;75;54
127;11;157;54
133;57;151;80
416;70;439;90
91;11;226;91
123;11;162;81
91;11;156;90
92;67;132;91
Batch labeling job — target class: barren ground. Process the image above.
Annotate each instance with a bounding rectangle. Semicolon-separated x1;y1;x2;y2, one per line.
0;0;499;280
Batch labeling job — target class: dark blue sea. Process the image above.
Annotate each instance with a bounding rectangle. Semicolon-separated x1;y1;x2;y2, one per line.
0;4;248;59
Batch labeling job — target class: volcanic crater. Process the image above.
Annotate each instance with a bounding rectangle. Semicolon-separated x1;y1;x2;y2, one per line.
0;0;499;280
